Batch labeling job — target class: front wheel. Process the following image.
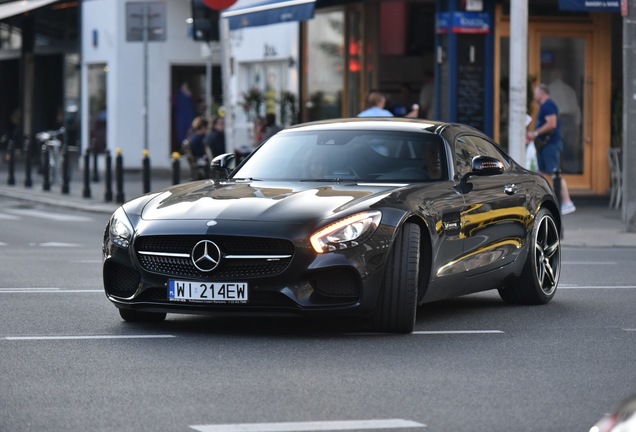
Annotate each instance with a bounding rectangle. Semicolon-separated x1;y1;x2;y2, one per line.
119;308;166;323
498;208;561;304
373;223;420;333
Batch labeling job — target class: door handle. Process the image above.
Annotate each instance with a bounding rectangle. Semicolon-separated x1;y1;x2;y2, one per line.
504;184;517;195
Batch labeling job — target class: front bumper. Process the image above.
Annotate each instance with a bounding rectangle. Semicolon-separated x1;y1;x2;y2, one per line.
102;221;394;318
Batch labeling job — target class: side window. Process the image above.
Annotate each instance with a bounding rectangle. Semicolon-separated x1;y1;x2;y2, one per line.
454;135;510;179
464;135;511;168
454;137;475;178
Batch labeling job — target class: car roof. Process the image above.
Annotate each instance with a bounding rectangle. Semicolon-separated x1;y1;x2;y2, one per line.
282;117;483;138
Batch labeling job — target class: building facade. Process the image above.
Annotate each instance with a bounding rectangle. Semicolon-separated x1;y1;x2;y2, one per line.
81;0;219;168
1;0;622;194
224;0;620;196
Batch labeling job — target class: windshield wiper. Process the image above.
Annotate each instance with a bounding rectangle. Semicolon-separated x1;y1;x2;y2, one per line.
231;177;260;181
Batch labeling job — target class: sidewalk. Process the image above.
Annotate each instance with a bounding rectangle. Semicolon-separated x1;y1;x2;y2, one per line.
0;157;183;215
1;158;635;248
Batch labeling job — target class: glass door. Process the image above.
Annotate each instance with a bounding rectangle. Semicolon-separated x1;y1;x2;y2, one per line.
531;31;593;189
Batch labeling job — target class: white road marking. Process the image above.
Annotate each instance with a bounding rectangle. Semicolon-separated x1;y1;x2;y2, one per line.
559;285;636;289
71;260;102;263
562;261;617;265
624;329;636;332
0;288;102;293
5;208;93;222
0;242;7;246
4;335;175;341
412;330;504;335
0;213;20;220
35;242;82;247
190;419;426;432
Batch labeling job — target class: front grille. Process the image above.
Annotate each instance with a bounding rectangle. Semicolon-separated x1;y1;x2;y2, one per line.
135;235;294;279
137;236;294;255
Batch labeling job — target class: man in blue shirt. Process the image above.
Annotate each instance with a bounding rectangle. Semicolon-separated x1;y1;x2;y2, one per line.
357;91;394;117
527;83;576;215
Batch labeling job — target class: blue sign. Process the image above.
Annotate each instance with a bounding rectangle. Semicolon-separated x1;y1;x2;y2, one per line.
558;0;620;12
436;12;450;34
436;12;491;34
451;12;491;34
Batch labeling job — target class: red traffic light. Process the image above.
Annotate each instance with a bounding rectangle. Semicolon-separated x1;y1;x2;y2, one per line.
202;0;237;10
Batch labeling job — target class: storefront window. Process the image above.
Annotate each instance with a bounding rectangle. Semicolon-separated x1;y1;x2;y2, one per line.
306;10;344;121
540;37;586;175
0;23;22;50
88;64;108;153
64;54;80;147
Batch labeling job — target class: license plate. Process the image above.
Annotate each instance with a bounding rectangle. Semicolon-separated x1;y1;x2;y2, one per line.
168;280;248;303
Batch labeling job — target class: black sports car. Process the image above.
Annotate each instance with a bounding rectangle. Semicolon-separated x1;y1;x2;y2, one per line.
102;119;562;333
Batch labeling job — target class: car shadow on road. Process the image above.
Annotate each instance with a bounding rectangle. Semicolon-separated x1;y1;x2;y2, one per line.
114;292;535;338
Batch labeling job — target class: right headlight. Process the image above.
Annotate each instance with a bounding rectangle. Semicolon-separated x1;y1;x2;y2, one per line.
109;207;134;248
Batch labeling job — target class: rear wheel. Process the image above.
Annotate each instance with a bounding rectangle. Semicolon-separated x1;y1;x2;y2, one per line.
119;308;167;323
373;223;420;333
498;208;560;304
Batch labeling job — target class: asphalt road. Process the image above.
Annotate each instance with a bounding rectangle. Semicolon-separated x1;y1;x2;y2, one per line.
1;199;634;432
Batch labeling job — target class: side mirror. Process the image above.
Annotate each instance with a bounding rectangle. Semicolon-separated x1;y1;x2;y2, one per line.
460;156;504;183
210;153;236;180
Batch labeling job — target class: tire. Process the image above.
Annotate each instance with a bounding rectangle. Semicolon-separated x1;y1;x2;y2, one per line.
373;223;420;333
119;308;167;323
498;208;561;305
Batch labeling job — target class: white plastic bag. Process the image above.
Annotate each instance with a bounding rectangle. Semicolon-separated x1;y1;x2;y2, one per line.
525;141;538;171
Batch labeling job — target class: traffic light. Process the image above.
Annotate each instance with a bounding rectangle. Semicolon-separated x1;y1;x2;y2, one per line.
190;0;220;42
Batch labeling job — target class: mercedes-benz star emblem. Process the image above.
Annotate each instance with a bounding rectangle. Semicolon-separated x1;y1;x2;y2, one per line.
191;240;221;272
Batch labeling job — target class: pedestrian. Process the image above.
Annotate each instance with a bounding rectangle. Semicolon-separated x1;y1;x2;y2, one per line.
418;70;435;119
175;82;196;146
357;91;394;117
3;108;21;161
262;113;282;140
182;116;211;180
185;116;210;157
527;83;576;215
204;115;226;158
253;115;266;145
389;83;420;118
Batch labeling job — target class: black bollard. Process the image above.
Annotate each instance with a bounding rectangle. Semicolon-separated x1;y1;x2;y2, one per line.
142;149;151;194
553;169;562;209
42;144;50;191
24;137;33;188
104;149;113;202
61;145;70;195
172;152;180;185
115;148;125;204
92;149;100;182
82;149;91;198
7;139;15;186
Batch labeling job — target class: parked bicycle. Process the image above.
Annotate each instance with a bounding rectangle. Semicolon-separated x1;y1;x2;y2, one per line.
36;127;65;186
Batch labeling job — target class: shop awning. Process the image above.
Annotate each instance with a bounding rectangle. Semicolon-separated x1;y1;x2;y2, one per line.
0;0;59;21
222;0;316;30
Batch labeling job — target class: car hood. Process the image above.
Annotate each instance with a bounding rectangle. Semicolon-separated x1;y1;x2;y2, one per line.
140;180;400;223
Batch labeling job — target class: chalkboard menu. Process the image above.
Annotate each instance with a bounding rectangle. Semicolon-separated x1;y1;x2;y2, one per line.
456;37;485;131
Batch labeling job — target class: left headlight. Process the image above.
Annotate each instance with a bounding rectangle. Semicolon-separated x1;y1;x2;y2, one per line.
109;207;134;248
310;210;382;254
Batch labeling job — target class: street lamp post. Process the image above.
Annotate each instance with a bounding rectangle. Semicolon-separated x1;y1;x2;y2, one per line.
508;0;528;165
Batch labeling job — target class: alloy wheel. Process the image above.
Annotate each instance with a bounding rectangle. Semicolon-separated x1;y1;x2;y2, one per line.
534;215;560;296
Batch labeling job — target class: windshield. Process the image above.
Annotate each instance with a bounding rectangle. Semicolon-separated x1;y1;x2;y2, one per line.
232;129;448;182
